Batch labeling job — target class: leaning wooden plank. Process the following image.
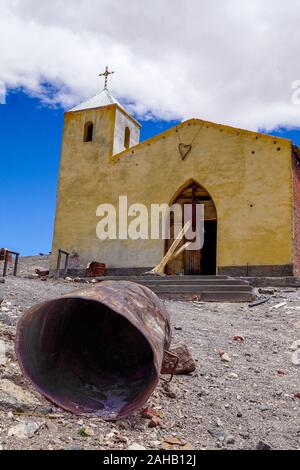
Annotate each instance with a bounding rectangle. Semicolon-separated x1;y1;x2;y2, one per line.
150;220;192;276
172;241;192;259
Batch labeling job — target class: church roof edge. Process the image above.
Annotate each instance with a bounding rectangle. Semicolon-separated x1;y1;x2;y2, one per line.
67;88;141;127
112;117;292;161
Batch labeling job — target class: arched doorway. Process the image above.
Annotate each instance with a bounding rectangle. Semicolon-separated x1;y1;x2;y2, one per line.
166;180;217;275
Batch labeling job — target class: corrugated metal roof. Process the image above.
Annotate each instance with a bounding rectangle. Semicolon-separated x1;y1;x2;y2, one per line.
69;88;126;112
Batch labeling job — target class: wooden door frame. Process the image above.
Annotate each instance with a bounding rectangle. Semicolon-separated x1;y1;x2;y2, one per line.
163;179;218;275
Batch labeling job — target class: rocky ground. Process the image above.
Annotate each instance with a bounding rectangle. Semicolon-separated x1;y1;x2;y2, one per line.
0;256;299;450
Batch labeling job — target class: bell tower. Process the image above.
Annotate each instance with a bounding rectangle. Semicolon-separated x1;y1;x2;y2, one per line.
50;68;141;272
68;66;141;156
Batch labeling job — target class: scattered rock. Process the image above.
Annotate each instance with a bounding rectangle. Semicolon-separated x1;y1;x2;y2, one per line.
45;420;58;433
0;340;7;365
84;427;95;437
117;420;131;431
35;269;49;278
141;407;161;419
290;341;300;366
256;441;271;450
289;340;300;351
8;421;40;439
294;392;300;399
181;442;194;450
258;288;275;295
23;274;39;280
65;445;83;451
233;335;245;342
127;443;146;450
207;427;226;439
48;413;64;419
277;370;288;376
0;306;10;312
225;435;235;445
161;442;172;450
292;353;300;366
259;406;270;412
163;436;185;446
228;373;239;379
0;379;42;411
191;295;202;302
148;416;162;428
161;342;196;375
219;351;231;363
162;382;180;399
113;434;129;445
149;440;161;448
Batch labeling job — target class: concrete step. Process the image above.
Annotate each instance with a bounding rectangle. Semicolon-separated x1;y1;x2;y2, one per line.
158;291;254;302
132;279;249;286
141;284;252;292
93;275;254;302
98;275;230;281
96;276;249;286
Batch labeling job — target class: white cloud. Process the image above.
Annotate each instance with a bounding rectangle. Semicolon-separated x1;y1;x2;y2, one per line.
1;0;300;130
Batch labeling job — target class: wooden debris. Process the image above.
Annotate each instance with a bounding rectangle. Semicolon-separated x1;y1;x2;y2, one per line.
150;221;192;275
271;302;287;309
249;297;270;308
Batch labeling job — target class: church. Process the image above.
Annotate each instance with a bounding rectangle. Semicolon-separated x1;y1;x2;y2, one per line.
50;69;300;278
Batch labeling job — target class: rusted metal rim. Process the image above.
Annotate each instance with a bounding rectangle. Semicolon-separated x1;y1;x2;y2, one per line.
16;281;171;420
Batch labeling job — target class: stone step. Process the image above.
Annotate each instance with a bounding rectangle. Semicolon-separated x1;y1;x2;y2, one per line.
93;275;254;302
141;284;252;293
157;291;254;302
98;275;230;280
131;279;249;286
96;276;249;286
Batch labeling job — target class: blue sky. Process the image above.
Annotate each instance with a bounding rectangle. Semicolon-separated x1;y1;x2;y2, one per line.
1;89;300;255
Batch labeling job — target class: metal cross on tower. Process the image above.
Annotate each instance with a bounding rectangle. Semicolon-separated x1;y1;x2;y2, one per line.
99;66;115;90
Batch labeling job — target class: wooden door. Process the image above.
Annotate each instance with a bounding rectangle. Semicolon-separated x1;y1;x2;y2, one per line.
184;248;201;274
183;198;201;275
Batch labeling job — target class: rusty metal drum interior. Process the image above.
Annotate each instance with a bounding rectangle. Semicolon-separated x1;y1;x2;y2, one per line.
15;281;171;420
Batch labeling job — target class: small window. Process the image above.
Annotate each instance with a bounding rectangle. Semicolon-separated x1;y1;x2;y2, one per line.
124;127;130;149
84;122;94;142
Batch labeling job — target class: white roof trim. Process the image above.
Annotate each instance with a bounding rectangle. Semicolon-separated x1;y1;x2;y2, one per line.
68;88;141;127
70;88;124;112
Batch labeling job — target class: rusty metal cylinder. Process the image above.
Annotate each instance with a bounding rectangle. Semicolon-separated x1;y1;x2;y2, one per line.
15;281;171;420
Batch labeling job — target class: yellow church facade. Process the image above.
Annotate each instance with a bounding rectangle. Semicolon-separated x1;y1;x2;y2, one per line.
50;84;300;277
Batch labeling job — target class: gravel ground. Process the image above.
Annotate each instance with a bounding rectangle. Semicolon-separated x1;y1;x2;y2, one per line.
0;257;299;450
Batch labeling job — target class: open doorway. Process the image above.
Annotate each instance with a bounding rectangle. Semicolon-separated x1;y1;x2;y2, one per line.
165;180;217;275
